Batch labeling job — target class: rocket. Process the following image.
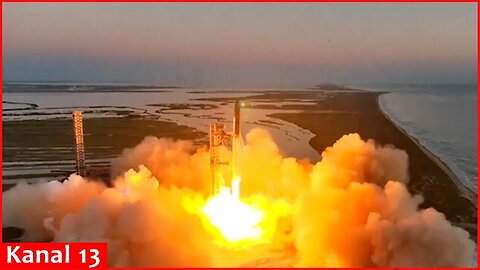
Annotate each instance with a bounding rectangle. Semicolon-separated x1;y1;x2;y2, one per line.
233;100;241;138
231;101;241;185
209;100;244;197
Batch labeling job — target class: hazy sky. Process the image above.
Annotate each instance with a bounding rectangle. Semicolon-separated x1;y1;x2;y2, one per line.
3;3;477;87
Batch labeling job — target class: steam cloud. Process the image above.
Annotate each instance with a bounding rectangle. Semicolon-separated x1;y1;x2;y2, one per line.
2;128;475;267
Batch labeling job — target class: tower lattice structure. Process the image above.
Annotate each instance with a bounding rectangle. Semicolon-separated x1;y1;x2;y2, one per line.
72;111;86;177
209;123;230;196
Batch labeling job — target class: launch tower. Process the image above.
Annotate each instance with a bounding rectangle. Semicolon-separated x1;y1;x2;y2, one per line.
72;111;86;177
209;101;243;197
209;123;227;195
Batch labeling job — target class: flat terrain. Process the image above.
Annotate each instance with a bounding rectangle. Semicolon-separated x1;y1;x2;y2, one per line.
3;117;206;186
197;90;477;235
2;89;477;241
271;92;476;224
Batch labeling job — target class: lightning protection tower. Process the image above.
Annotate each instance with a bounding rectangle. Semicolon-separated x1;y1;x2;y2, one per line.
72;111;86;177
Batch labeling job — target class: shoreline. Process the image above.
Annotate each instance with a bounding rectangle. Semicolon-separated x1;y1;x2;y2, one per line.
2;88;476;241
376;93;477;206
263;90;476;232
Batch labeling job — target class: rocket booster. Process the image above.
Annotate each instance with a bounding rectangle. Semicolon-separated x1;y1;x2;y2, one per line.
232;101;241;186
233;101;241;138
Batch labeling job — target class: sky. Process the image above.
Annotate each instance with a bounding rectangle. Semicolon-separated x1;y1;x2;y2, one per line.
2;3;478;87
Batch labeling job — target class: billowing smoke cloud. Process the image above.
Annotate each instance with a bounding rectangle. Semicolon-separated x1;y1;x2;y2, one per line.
2;128;475;267
111;137;211;195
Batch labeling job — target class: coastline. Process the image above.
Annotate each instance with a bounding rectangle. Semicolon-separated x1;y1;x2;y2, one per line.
264;90;477;235
377;93;477;206
183;88;477;231
2;88;476;242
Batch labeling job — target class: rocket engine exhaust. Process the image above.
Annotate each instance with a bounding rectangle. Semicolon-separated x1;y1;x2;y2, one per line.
1;101;475;267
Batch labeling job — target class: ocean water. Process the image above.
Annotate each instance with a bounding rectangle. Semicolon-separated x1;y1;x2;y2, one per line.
4;83;476;188
360;84;477;194
367;84;478;267
2;82;478;265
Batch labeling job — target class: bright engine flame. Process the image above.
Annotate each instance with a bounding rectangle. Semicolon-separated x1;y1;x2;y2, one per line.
202;189;264;243
197;177;269;247
182;175;289;248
